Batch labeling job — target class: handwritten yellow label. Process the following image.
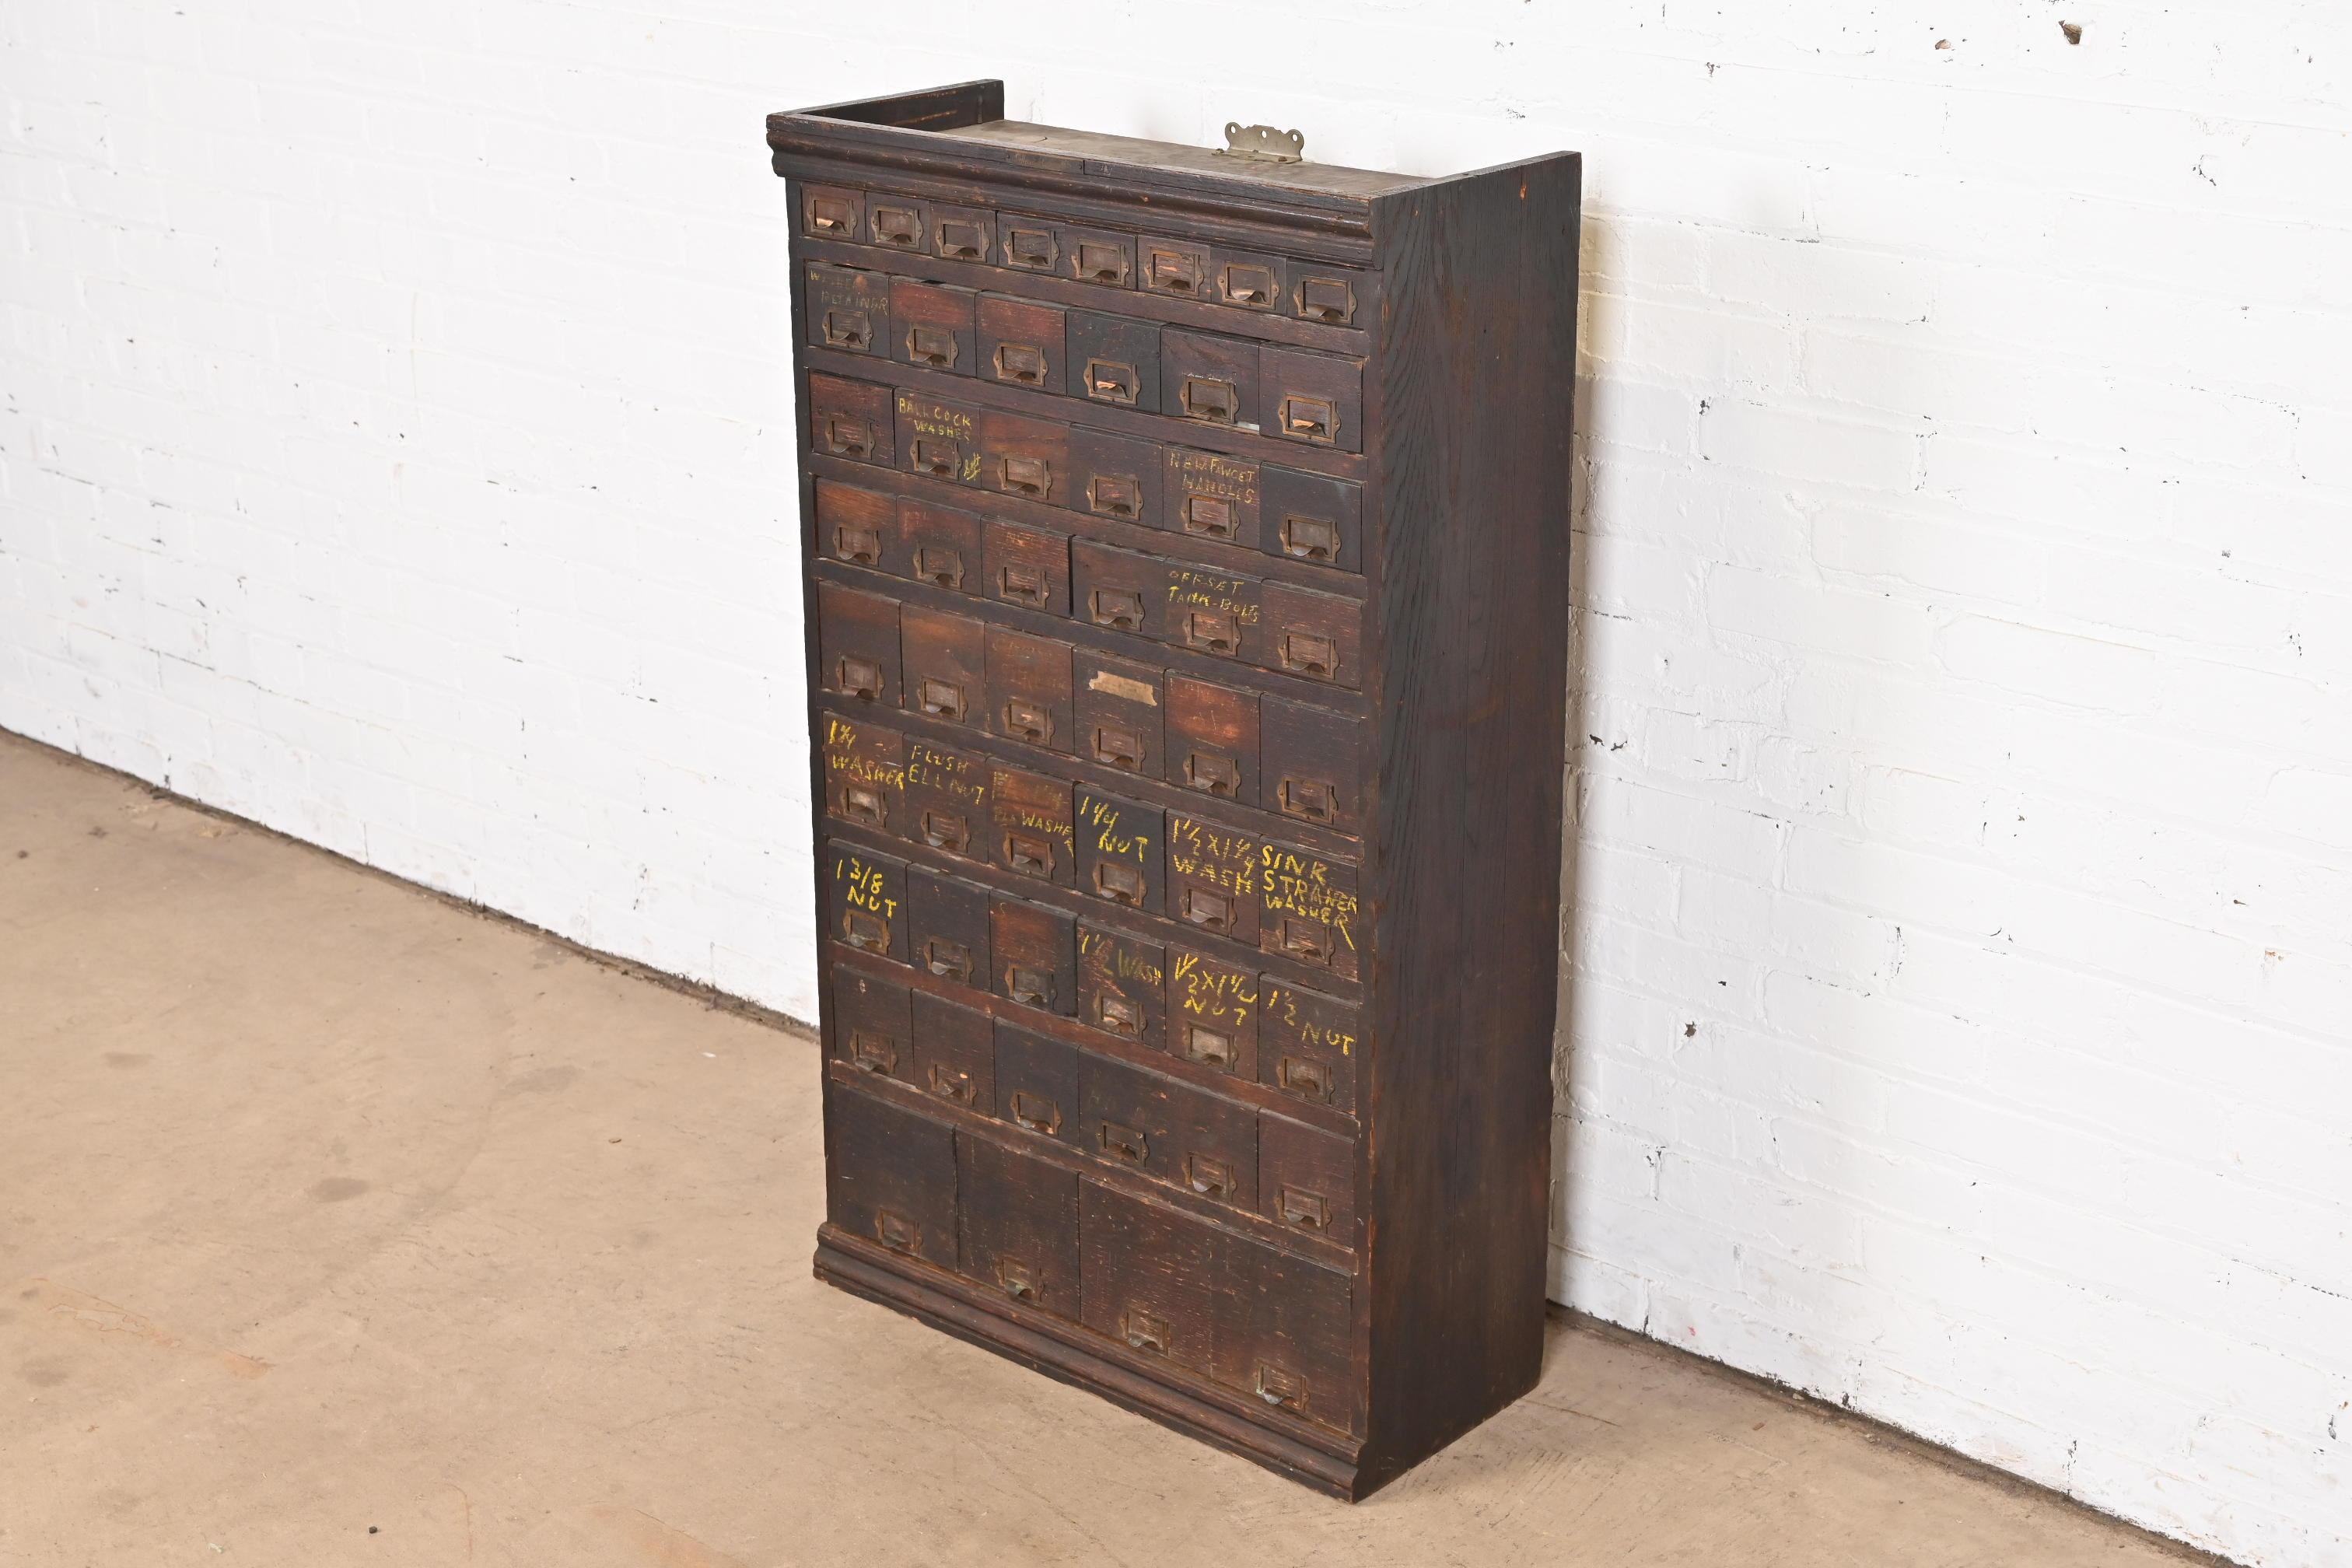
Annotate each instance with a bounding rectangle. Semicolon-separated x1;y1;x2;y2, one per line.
1171;950;1258;1021
834;853;899;920
905;743;985;803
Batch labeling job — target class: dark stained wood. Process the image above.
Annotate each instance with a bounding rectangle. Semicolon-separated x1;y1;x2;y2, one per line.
782;82;1577;1501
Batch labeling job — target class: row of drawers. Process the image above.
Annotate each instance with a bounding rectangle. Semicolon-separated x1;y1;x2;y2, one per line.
827;1084;1356;1430
827;835;1361;1110
799;183;1374;330
808;263;1364;449
829;748;1363;998
819;581;1362;829
831;968;1354;1239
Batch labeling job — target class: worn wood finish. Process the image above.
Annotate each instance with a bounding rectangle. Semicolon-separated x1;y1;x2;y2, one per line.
778;82;1578;1500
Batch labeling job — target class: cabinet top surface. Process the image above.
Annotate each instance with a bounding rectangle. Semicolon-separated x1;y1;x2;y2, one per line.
924;119;1426;199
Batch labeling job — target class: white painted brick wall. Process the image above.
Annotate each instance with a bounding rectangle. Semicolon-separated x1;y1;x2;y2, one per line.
2;5;2347;1561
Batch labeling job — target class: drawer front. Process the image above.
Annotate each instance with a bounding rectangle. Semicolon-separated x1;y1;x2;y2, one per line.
821;710;905;835
1164;561;1262;663
1165;675;1258;807
1166;812;1262;947
1259;579;1360;689
1260;1114;1355;1242
1069;426;1158;527
906;863;992;992
898;495;982;594
1080;1181;1220;1373
1262;465;1362;572
988;761;1075;887
1057;222;1136;289
997;212;1060;275
1258;842;1363;982
959;1133;1080;1314
995;1020;1082;1146
1162;328;1259;431
889;276;976;375
815;478;901;573
1072;538;1168;642
1074;788;1165;915
976;408;1069;506
828;964;912;1085
799;183;862;241
929;203;996;265
991;895;1076;1016
901;602;987;730
863;192;929;253
1212;247;1285;313
1164;449;1261;550
1261;696;1360;835
977;293;1066;394
828;842;908;962
1214;1237;1355;1431
817;581;900;707
807;261;890;357
1260;346;1364;453
894;388;979;485
985;628;1074;755
1260;983;1360;1115
824;1084;957;1266
1168;947;1259;1080
1078;921;1167;1050
1066;310;1160;413
902;737;991;862
1290;263;1373;328
912;988;995;1113
810;373;894;465
1139;235;1212;303
1076;653;1164;780
1080;1055;1258;1209
982;517;1071;617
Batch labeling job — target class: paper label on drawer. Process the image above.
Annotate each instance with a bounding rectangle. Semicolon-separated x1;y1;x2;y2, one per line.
1087;668;1159;705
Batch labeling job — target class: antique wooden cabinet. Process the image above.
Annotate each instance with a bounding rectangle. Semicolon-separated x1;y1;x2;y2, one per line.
767;82;1579;1499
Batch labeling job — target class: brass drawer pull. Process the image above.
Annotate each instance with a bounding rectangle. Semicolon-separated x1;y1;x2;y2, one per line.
1096;994;1142;1035
1179;376;1237;425
936;219;986;261
1099;1121;1149;1164
1075;241;1129;285
1003;226;1056;271
1090;588;1144;632
1002;699;1054;746
1297;275;1353;324
1083;358;1139;405
1277;1055;1332;1101
1088;474;1141;520
922;937;972;983
842;785;887;827
1146;247;1200;295
995;1257;1037;1300
1279;514;1339;562
1185;610;1241;656
1255;1362;1305;1408
998;455;1050;498
842;909;890;954
835;655;883;701
821;309;870;351
927;1063;975;1104
1222;262;1276;306
1093;726;1144;771
1279;394;1339;445
1186;1152;1235;1199
1122;1307;1170;1354
1006;964;1055;1010
1003;831;1055;877
1183;496;1236;540
1280;777;1335;823
1278;1186;1331;1231
997;564;1050;608
920;810;968;854
907;324;957;369
848;1029;898;1075
910;436;959;478
912;546;963;589
1181;1024;1234;1071
1010;1090;1062;1134
807;194;856;236
1279;917;1332;964
874;1209;917;1252
1181;887;1234;933
993;342;1047;386
832;523;880;565
1279;632;1337;680
916;677;966;721
870;205;921;247
1184;752;1239;796
823;415;872;457
1093;862;1144;905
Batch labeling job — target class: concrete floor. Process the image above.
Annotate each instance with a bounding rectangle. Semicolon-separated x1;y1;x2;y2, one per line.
0;730;2214;1568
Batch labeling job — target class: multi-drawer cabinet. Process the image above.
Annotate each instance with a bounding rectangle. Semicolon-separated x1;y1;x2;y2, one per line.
769;82;1579;1500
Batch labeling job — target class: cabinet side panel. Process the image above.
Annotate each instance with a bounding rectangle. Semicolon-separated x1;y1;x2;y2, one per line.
1360;155;1580;1482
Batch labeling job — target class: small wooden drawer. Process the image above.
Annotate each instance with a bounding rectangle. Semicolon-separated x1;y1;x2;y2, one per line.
1164;449;1262;549
889;277;976;374
975;408;1069;506
799;183;862;242
1079;921;1167;1051
809;373;893;465
901;737;990;863
994;1020;1082;1146
1056;222;1136;289
893;389;978;485
1261;695;1360;835
982;517;1071;617
816;580;900;706
912;988;994;1111
991;896;1077;1016
899;603;987;730
1139;236;1212;301
929;203;996;265
977;294;1066;394
1072;538;1168;642
1261;346;1363;453
906;864;992;992
820;709;905;834
1259;580;1360;688
1080;1054;1258;1209
1074;788;1164;915
1164;675;1258;807
814;478;900;573
828;842;908;963
996;213;1060;275
1289;265;1370;328
1260;983;1360;1115
1164;561;1262;663
985;626;1073;754
989;761;1076;887
828;964;912;1085
1261;1114;1355;1242
1212;247;1285;313
957;1133;1079;1314
1258;842;1362;982
1066;310;1160;412
1079;1181;1218;1372
1069;427;1157;527
895;496;982;595
863;192;929;253
1162;328;1260;430
1075;652;1164;779
1262;464;1362;572
1167;947;1259;1080
825;1086;957;1267
805;261;890;357
1164;812;1262;947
